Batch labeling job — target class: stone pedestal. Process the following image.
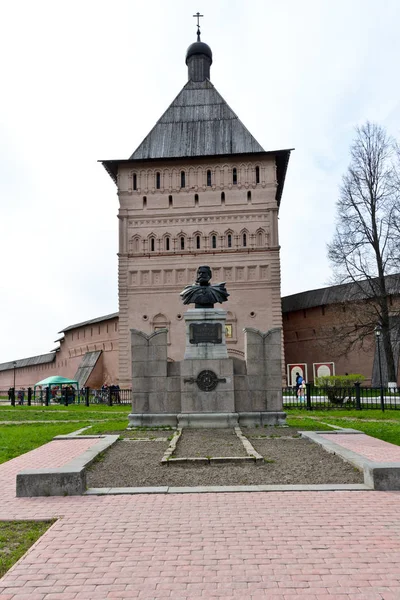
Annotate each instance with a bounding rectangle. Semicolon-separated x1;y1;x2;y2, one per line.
181;309;233;417
184;309;228;359
181;358;235;413
128;322;286;428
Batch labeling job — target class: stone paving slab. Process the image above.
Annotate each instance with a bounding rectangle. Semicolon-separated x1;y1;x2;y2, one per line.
320;433;400;463
303;431;400;490
1;488;400;599
0;436;399;598
16;436;119;497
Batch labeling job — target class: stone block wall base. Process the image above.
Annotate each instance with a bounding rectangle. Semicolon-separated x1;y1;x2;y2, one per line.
16;435;119;497
128;413;178;428
239;412;287;427
364;463;400;491
178;412;239;428
127;412;287;428
16;468;86;497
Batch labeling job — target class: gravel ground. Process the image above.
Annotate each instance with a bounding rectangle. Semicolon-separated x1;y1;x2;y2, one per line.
86;427;364;488
244;426;304;438
175;429;247;457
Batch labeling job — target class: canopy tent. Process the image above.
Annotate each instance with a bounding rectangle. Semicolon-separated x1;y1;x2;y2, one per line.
35;376;79;388
34;376;80;404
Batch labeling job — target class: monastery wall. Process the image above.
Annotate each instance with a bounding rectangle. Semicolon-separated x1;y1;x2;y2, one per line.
283;298;400;385
0;316;119;391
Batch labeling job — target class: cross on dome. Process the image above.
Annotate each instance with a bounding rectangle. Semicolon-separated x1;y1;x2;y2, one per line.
193;12;204;41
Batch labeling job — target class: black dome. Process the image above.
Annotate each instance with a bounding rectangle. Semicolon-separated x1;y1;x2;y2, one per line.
185;41;213;65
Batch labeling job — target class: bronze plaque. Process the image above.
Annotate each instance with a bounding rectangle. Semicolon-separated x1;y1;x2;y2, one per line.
189;323;222;344
196;370;219;391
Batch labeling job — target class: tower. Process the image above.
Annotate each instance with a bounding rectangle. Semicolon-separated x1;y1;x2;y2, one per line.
102;28;292;388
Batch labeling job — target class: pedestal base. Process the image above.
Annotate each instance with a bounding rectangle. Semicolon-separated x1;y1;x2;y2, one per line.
181;358;235;413
127;412;287;429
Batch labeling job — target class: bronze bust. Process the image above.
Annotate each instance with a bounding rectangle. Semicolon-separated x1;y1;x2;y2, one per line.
180;266;229;308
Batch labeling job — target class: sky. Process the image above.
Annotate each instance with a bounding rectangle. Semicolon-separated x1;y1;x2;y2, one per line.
1;0;400;363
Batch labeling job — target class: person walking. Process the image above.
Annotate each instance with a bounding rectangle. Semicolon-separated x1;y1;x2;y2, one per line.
17;388;25;405
295;372;303;397
298;380;306;402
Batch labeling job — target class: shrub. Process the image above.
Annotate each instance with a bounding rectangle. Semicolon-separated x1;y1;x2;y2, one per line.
314;374;365;405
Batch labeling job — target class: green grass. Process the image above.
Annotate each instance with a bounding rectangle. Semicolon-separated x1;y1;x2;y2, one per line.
287;408;400;420
285;416;335;431
313;417;400;446
0;405;130;422
286;409;400;446
0;405;131;463
0;423;92;464
1;406;400;465
0;520;55;578
83;420;130;434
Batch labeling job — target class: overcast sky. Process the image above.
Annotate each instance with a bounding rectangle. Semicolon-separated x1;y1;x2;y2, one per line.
1;0;400;363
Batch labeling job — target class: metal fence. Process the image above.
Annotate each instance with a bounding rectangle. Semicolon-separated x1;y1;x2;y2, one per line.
1;383;400;411
283;383;400;411
0;387;132;406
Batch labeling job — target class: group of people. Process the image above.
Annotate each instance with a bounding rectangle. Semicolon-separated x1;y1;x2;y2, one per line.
8;383;122;406
8;388;26;404
92;384;121;403
295;372;306;402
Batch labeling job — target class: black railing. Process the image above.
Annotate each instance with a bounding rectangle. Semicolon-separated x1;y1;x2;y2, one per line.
0;387;133;406
1;384;399;411
283;383;400;410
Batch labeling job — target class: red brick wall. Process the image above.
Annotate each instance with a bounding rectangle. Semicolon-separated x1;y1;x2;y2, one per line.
282;301;395;385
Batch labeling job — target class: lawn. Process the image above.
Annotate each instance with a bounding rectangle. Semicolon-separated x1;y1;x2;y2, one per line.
0;423;92;464
0;405;131;464
0;405;131;421
287;409;400;446
1;407;400;463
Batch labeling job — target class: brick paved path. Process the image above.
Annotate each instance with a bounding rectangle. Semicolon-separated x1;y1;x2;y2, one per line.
320;433;400;463
0;439;400;599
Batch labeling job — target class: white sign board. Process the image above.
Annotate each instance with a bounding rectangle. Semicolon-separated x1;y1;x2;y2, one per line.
287;363;308;386
312;362;335;380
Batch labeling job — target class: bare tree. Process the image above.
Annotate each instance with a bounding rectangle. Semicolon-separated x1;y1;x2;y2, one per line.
328;122;400;382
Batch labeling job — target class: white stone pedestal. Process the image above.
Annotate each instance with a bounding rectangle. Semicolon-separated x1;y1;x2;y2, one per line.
184;308;228;360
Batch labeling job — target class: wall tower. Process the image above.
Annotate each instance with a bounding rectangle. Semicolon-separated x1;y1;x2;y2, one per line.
102;30;292;387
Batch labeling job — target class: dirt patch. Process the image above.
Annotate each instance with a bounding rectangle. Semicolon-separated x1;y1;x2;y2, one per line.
174;429;246;457
244;426;303;438
86;427;363;488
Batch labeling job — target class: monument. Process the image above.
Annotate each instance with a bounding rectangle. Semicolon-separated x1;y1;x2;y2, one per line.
128;266;286;428
181;266;229;360
180;266;229;308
